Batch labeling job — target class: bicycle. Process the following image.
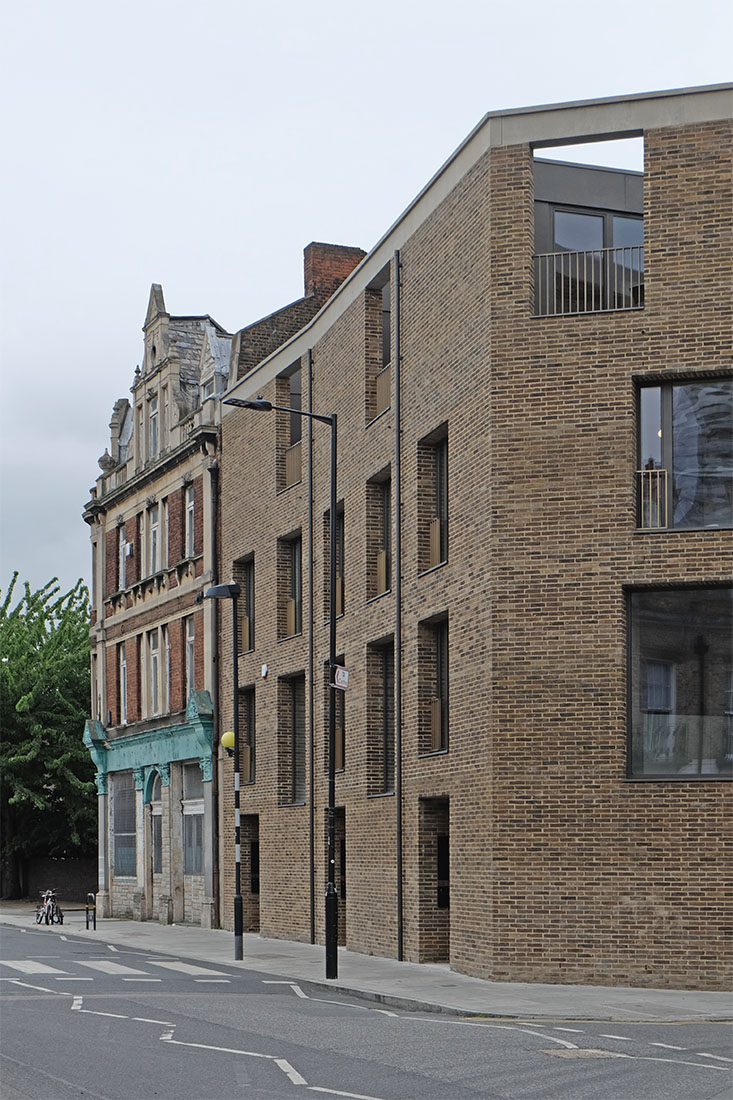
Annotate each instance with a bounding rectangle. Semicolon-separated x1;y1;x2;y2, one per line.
35;889;64;925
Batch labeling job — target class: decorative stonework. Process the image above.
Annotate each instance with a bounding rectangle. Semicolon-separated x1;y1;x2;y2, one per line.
95;772;108;795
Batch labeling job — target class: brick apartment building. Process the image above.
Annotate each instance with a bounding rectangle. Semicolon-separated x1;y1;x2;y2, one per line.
217;85;732;989
82;244;364;924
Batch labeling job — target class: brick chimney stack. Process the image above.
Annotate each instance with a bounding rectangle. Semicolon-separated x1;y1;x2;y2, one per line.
304;242;366;305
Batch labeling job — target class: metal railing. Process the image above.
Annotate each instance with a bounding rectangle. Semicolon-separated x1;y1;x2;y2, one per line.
638;468;667;529
535;246;644;316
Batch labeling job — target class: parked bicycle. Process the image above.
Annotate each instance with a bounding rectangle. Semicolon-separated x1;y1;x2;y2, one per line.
35;889;63;925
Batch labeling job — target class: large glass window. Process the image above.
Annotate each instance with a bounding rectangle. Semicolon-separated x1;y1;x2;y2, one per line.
628;586;733;778
638;380;733;530
182;761;204;874
113;771;136;876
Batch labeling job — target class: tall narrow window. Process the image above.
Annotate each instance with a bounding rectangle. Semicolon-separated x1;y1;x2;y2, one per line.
149;629;160;716
420;429;448;571
638;380;732;530
379;479;391;593
381;280;391;368
161;386;168;446
324;655;346;772
119;643;128;726
368;641;394;794
185;484;195;556
432;619;449;752
118;525;127;590
324;506;345;618
112;771;136;876
160;498;169;568
149;395;159;459
281;536;302;638
234;556;255;652
151;773;162;875
182;762;204;874
240;687;256;783
280;675;305;803
148;504;160;574
289;368;302;446
185;616;195;700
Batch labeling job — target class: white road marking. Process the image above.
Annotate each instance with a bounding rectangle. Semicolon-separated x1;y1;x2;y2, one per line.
56;977;94;981
1;960;68;975
106;944;118;952
650;1042;686;1050
132;1017;175;1026
122;977;162;982
7;980;69;995
307;1088;388;1100
78;960;150;976
149;960;228;976
160;1029;175;1041
194;978;230;983
600;1034;633;1041
264;979;309;997
553;1027;585;1033
60;935;68;941
697;1053;733;1063
79;1010;129;1019
275;1058;307;1085
71;996;83;1011
161;1039;274;1058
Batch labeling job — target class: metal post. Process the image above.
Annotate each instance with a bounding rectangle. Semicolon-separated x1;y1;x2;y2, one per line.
325;412;338;979
232;593;243;960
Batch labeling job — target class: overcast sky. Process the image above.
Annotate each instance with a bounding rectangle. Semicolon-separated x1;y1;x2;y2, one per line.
1;0;730;598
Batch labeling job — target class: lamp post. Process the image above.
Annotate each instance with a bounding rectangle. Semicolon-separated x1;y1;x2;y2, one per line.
203;581;243;960
225;395;339;980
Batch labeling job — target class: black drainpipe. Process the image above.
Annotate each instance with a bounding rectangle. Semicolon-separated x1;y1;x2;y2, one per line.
307;347;316;944
394;250;404;961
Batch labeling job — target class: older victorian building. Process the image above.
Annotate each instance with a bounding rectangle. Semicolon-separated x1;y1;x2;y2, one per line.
83;245;364;924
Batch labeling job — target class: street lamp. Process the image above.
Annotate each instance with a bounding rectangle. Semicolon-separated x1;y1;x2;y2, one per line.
225;394;339;980
203;581;243;961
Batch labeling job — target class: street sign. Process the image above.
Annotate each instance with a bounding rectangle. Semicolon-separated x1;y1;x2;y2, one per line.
333;665;349;691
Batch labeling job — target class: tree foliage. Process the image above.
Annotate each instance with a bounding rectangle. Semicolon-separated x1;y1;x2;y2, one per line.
0;573;95;897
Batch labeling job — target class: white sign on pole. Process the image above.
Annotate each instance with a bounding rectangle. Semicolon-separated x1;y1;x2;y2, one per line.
333;666;349;691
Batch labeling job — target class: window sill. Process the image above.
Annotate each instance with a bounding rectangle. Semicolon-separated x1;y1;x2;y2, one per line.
418;748;449;759
367;790;395;799
277;480;302;496
418;560;447;579
278;632;303;643
625;773;731;782
367;588;392;605
634;524;733;535
365;408;390;429
278;800;307;808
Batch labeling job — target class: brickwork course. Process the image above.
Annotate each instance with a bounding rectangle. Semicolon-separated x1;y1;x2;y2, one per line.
217;85;732;991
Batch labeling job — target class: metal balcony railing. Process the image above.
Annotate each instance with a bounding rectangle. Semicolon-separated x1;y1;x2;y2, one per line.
638;468;668;529
535;246;644;316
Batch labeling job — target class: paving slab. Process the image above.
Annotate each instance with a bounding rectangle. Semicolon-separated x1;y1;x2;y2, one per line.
1;900;730;1022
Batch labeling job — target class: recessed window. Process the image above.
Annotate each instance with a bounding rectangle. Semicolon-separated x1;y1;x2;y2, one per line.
279;675;305;803
324;505;345;618
112;771;136;876
185;484;195;557
628;586;733;779
419;430;448;572
368;639;394;794
279;535;302;638
234;556;255;652
638;379;732;530
419;617;448;753
239;687;256;783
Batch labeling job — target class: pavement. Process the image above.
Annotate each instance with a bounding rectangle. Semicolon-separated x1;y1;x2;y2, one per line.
1;898;730;1023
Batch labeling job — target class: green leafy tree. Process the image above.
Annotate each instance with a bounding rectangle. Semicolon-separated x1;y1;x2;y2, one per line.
0;573;95;898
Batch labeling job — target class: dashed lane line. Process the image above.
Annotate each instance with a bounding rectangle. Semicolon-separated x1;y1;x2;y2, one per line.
697;1053;733;1063
650;1042;686;1050
600;1034;634;1041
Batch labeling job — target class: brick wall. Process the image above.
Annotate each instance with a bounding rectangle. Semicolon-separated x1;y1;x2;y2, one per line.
218;111;731;988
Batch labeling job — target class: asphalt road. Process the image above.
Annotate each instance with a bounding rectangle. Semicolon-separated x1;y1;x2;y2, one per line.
1;925;731;1100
